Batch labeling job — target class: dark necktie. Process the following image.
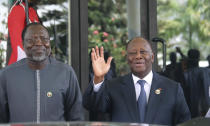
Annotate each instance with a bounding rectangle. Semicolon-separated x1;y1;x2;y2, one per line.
137;80;147;123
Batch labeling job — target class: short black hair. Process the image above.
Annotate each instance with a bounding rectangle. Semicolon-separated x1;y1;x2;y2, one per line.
188;49;200;59
207;55;210;61
126;36;153;51
170;52;177;63
21;22;49;41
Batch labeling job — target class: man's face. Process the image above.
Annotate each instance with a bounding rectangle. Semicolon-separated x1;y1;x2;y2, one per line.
23;25;51;62
126;38;154;78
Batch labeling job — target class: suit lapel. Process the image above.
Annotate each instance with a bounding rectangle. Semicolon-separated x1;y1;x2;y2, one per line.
145;72;163;123
120;73;139;122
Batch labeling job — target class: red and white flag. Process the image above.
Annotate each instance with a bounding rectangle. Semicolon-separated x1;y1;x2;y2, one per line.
8;1;39;65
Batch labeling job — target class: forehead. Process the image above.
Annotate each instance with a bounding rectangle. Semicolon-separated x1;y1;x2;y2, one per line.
25;25;49;37
127;38;152;51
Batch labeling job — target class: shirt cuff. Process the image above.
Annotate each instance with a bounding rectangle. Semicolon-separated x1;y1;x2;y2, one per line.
93;80;104;92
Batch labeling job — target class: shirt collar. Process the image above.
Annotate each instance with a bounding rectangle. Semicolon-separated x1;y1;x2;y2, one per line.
132;70;153;85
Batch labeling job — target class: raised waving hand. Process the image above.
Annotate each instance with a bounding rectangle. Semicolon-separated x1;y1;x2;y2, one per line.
91;46;113;84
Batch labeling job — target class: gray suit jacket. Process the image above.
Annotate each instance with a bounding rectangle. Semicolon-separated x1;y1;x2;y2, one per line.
0;58;84;123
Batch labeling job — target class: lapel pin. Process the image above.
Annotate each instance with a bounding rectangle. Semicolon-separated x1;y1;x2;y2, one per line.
47;91;53;97
155;88;162;95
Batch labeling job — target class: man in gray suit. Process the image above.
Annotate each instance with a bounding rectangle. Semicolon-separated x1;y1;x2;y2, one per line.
83;36;191;125
0;23;84;123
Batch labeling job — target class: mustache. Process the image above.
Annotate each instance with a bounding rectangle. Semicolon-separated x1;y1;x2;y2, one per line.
31;47;47;54
31;46;46;50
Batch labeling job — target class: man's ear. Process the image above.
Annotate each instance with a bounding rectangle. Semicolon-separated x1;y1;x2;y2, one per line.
151;52;154;63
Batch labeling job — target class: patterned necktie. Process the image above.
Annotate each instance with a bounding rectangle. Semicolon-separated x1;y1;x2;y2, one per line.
137;80;147;123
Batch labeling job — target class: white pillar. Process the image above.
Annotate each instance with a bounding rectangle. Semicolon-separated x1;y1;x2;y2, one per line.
126;0;140;40
68;0;71;65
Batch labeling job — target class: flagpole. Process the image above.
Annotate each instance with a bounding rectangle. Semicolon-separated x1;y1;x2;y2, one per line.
25;0;29;24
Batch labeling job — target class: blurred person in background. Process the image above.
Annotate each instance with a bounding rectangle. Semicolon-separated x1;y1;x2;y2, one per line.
207;55;210;68
183;49;210;118
163;52;179;81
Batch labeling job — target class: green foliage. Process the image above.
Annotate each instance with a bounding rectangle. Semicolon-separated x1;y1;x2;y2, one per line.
88;0;129;75
0;33;6;69
0;1;8;68
1;0;69;66
3;0;209;70
158;0;210;60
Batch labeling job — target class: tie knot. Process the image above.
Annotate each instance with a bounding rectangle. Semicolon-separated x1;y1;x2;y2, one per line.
137;80;146;87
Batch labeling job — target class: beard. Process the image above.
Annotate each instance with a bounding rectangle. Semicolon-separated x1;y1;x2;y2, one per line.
28;46;51;62
31;53;48;62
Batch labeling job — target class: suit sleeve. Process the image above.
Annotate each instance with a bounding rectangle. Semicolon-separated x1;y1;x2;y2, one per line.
173;84;191;124
64;67;84;121
0;71;9;123
83;80;111;113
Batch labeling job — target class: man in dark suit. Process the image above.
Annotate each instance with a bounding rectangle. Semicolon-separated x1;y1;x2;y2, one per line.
183;49;210;118
83;37;191;125
207;55;210;68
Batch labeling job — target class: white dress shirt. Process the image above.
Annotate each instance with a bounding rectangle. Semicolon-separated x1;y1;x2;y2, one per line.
93;71;153;102
93;79;104;92
132;71;153;102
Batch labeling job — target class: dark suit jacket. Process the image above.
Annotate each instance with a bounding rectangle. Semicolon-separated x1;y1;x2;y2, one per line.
83;72;191;125
183;68;210;118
